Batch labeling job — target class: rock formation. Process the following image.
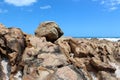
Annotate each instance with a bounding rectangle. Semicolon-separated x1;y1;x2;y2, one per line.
35;21;63;42
0;22;120;80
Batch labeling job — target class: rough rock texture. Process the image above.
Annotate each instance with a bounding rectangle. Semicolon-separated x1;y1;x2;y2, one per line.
98;71;117;80
56;66;78;80
35;21;63;42
0;55;6;80
91;57;116;72
0;24;25;80
0;22;120;80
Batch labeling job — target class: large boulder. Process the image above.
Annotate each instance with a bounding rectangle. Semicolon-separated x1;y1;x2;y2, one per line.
35;21;63;42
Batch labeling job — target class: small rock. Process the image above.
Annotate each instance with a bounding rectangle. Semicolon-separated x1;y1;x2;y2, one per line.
35;21;63;42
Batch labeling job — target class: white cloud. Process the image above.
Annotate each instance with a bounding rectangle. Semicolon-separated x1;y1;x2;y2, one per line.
40;5;51;9
93;0;120;11
0;9;8;13
4;0;37;6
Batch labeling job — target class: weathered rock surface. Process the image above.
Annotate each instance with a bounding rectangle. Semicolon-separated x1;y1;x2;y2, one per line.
0;55;6;80
56;66;78;80
35;21;63;42
0;25;25;80
0;22;120;80
91;57;116;72
98;71;117;80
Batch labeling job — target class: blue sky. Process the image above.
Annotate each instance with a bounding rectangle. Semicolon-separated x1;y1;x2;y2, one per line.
0;0;120;37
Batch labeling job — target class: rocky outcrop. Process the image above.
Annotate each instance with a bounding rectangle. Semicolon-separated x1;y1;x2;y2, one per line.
35;21;63;42
0;22;120;80
0;55;6;80
91;57;116;72
0;24;26;80
56;38;120;80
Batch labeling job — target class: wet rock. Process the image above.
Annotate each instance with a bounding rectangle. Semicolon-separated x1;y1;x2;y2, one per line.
35;21;63;42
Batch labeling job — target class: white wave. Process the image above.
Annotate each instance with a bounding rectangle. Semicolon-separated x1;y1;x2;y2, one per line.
99;38;120;42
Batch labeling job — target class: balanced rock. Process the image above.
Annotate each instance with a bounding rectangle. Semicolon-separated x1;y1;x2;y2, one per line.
35;21;63;42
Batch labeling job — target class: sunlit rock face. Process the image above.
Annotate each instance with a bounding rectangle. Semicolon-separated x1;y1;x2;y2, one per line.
0;23;120;80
